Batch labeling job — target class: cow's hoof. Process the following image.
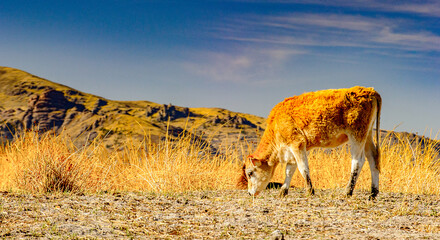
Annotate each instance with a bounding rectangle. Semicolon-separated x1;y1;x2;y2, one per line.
369;191;378;200
278;188;288;198
369;187;379;200
345;188;354;197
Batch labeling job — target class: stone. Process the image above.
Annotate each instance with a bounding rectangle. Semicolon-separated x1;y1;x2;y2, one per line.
270;230;284;240
22;90;85;132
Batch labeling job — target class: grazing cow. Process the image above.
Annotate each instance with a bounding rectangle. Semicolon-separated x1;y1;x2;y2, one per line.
238;86;381;199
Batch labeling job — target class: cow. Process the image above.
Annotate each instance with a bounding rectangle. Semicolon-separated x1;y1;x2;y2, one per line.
238;86;382;200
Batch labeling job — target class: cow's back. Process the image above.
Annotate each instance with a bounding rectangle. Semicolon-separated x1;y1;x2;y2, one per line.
268;86;380;148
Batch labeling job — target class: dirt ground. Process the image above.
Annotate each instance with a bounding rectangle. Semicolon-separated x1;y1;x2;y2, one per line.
1;188;439;239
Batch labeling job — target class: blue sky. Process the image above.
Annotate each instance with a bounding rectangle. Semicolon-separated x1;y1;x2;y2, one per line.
1;0;439;137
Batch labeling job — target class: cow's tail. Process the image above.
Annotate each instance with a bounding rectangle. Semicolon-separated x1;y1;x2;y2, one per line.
374;92;382;172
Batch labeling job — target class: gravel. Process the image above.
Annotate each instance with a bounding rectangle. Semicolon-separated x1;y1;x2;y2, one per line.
1;189;439;239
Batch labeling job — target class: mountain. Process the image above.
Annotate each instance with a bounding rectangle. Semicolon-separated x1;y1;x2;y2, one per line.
0;66;266;150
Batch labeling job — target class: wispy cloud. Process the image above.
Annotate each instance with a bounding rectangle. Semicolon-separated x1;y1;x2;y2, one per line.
375;27;440;51
183;53;252;83
183;48;305;83
388;1;440;17
216;12;440;53
267;14;381;32
264;0;440;17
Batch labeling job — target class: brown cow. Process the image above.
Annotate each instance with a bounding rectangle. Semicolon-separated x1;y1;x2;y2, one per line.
238;86;381;199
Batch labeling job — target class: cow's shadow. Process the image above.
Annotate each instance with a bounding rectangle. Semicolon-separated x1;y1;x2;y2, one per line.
266;182;283;189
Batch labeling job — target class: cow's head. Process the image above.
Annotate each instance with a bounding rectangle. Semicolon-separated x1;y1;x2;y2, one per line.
242;155;276;196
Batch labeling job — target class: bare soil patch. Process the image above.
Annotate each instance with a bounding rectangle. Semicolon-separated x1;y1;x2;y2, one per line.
1;189;439;239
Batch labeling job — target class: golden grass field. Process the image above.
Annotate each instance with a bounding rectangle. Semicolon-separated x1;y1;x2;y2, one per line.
0;129;439;196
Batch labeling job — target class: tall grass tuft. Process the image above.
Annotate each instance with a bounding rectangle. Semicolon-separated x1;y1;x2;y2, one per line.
0;131;106;193
0;129;439;195
0;129;245;193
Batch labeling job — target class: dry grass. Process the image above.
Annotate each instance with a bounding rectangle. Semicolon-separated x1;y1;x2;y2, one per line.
0;129;439;195
0;129;243;194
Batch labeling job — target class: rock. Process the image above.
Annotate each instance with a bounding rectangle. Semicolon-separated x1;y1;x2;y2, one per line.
88;131;98;140
212;116;221;124
9;88;27;96
271;230;284;240
22;90;85;132
0;120;22;141
208;114;256;128
62;109;78;126
146;106;156;117
156;103;191;121
183;107;190;116
67;90;80;95
92;99;107;114
0;109;17;119
237;116;244;125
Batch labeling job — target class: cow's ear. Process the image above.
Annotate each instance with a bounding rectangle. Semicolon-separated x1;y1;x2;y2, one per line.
251;158;262;167
247;155;262;167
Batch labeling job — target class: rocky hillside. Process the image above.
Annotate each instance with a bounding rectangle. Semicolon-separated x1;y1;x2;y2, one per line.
0;66;266;151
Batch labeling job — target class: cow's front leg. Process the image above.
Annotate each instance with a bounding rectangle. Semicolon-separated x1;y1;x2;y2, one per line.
279;162;297;198
293;148;315;196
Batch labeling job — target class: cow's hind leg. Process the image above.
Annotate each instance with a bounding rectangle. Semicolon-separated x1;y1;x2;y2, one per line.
365;133;380;200
293;148;314;195
346;140;366;197
279;162;297;197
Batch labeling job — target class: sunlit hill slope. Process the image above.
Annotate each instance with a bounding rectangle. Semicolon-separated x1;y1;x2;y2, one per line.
0;66;266;150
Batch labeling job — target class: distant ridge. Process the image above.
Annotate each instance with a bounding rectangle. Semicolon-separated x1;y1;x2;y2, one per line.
0;66;266;151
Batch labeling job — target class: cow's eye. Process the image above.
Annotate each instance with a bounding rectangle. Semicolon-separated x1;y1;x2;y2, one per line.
246;169;253;178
